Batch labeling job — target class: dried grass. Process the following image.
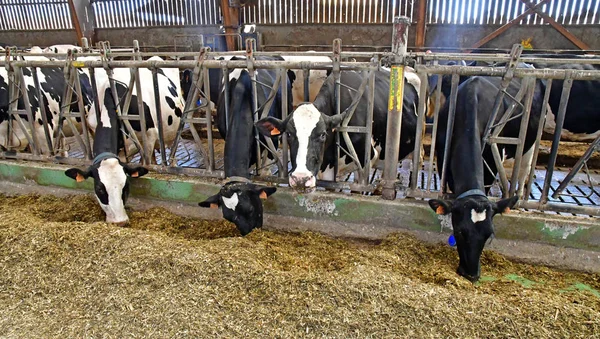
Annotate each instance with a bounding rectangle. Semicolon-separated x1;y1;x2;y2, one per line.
0;193;598;338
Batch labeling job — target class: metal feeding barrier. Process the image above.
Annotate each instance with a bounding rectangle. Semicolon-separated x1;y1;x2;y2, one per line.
0;18;599;217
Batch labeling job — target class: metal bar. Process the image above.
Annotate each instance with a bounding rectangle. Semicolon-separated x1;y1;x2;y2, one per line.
541;72;573;204
552;134;600;199
426;75;443;192
72;69;93;160
439;73;459;194
15;66;41;156
333;39;342;181
30;66;54;155
303;66;310;102
151;68;167;165
222;67;231;133
382;16;410;200
203;65;215;172
523;78;552;201
518;200;600;217
508;76;536;197
279;68;289;178
410;71;428;191
247;39;263;173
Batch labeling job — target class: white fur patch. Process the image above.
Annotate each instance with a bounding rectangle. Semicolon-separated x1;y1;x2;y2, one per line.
471;209;487;223
97;158;128;223
222;193;239;210
292;104;321;174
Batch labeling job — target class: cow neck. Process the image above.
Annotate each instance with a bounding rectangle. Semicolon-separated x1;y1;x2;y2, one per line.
449;86;486;195
456;189;487;200
224;176;251;184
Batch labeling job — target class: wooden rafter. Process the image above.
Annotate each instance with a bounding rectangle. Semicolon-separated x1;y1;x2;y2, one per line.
470;0;552;50
415;0;428;48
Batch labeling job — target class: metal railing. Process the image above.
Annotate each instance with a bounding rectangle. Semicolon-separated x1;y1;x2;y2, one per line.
1;32;599;217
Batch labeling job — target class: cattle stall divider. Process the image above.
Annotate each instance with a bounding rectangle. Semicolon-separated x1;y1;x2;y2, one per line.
1;35;600;217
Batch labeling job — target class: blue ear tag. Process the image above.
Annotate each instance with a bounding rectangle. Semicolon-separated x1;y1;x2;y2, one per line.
448;234;456;247
196;99;202;106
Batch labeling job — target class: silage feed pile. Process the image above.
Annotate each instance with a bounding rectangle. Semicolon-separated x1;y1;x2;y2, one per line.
0;194;598;338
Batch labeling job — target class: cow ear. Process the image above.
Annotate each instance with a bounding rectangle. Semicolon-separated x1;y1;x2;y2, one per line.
428;199;452;215
324;111;348;131
199;194;221;209
493;196;518;215
254;186;277;200
124;166;148;178
65;168;90;183
255;117;286;136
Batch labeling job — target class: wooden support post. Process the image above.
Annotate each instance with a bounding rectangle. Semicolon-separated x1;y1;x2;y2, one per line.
67;0;96;45
220;0;240;51
415;0;427;48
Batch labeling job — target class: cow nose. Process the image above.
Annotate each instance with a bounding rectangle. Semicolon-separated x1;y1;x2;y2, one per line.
114;220;130;227
289;172;316;190
456;266;480;283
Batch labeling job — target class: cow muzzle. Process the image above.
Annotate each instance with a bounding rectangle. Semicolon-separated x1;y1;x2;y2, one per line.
289;172;316;193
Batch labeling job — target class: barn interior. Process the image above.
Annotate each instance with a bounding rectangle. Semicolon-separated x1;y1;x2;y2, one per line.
0;0;599;336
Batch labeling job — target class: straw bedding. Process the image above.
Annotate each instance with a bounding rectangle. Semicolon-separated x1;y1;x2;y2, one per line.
0;194;598;338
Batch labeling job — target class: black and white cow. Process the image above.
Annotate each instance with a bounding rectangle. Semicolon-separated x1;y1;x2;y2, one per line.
428;75;544;282
198;56;287;235
87;56;185;163
255;68;420;193
527;59;600;141
65;84;147;225
0;48;93;154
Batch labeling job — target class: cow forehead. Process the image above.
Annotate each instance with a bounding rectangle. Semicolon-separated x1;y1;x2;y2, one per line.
222;192;239;210
97;159;126;186
292;104;322;134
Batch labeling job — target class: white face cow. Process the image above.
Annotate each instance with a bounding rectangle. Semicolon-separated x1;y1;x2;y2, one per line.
65;156;148;225
255;103;347;193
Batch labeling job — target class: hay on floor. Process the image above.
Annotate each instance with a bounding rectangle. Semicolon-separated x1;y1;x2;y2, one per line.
0;193;598;337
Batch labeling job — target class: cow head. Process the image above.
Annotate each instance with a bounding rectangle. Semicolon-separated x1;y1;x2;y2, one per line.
65;154;148;225
255;103;347;193
428;194;518;282
199;181;277;235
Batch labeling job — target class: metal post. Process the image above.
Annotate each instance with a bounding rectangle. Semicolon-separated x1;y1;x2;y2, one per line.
332;39;342;181
15;66;41;156
426;75;443;192
31;67;54;155
382;16;410;200
279;68;289;178
523;78;552;200
410;71;429;190
151;68;167;165
508;77;535;197
439;73;459;194
204;65;215;171
246;38;262;173
541;72;573;204
303;66;310;102
361;69;376;186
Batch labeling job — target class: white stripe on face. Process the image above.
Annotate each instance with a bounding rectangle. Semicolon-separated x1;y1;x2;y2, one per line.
222;193;239;211
97;159;128;223
471;209;487;223
292;104;321;175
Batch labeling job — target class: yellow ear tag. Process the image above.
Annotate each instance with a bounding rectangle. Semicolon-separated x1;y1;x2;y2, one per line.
76;173;85;182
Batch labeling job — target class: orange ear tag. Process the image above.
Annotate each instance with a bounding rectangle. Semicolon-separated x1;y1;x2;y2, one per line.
436;206;445;215
76;173;85;183
210;203;219;209
131;172;139;178
259;191;268;199
504;207;511;214
271;127;281;135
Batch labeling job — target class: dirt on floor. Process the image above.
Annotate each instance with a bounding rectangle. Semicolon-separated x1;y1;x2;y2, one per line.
0;193;599;338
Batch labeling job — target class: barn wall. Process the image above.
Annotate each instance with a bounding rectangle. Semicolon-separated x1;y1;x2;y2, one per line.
1;24;599;51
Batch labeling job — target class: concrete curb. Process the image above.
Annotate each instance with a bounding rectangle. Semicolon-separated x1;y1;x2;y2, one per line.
0;160;598;253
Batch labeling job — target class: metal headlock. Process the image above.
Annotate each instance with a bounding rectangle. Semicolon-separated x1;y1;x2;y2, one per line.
169;47;212;169
0;36;599;217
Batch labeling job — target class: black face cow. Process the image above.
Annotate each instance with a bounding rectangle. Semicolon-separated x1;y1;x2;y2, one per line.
429;75;543;282
65;85;147;225
256;69;420;193
198;56;289;235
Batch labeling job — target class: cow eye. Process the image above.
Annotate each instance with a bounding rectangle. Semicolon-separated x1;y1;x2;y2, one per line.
319;132;327;141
